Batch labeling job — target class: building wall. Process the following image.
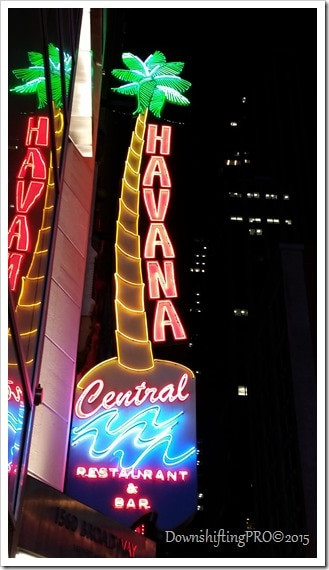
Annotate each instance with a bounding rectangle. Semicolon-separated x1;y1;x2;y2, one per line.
27;144;97;489
27;12;104;491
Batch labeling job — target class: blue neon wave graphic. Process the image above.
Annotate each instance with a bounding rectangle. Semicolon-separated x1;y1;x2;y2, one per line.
71;405;196;469
8;403;24;462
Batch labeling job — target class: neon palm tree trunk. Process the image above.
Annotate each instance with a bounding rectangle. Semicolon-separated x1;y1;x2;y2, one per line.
114;109;154;371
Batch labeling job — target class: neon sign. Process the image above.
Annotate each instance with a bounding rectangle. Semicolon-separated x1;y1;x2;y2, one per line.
8;380;25;478
142;123;186;343
66;51;195;530
9;47;65;378
8;116;49;292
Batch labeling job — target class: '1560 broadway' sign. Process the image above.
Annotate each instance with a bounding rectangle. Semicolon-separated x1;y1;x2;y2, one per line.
65;51;196;530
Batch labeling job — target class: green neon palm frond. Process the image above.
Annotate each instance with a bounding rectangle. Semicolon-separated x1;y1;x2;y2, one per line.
10;43;72;109
112;83;140;96
12;66;45;83
154;75;191;92
11;75;47;109
111;51;191;117
149;89;166;118
27;51;44;67
48;43;61;67
153;62;185;76
111;69;145;83
135;80;156;114
156;86;190;106
144;50;167;69
11;77;47;105
122;53;147;73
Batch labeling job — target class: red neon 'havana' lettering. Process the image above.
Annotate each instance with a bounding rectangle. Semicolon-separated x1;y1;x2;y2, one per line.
17;148;47;180
146;260;177;299
153;300;187;342
145;124;172;155
143;188;170;221
8;252;24;291
8;115;50;292
144;223;175;259
8;214;30;251
25;116;49;147
16;180;45;214
142;156;171;188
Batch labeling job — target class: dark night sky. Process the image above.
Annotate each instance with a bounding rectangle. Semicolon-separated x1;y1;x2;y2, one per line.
105;6;317;240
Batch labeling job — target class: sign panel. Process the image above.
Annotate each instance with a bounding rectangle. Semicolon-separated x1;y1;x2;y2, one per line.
67;359;196;529
66;51;196;530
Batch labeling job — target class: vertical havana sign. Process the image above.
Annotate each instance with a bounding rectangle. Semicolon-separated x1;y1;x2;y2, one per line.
66;51;196;530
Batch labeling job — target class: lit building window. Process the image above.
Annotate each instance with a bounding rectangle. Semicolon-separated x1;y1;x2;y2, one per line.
203;246;207;250
188;342;193;347
249;228;263;236
198;493;204;498
195;268;200;272
283;194;290;200
230;121;238;127
265;194;278;200
244;159;251;164
242;96;247;103
230;216;243;221
249;217;261;223
229;192;242;198
285;219;292;225
201;269;205;273
234;308;248;317
226;159;241;166
267;218;280;224
238;385;248;396
247;193;259;198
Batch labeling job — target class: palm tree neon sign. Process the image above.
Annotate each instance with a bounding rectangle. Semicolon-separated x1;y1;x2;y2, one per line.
8;44;66;375
66;51;197;529
10;43;71;109
111;50;191;367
